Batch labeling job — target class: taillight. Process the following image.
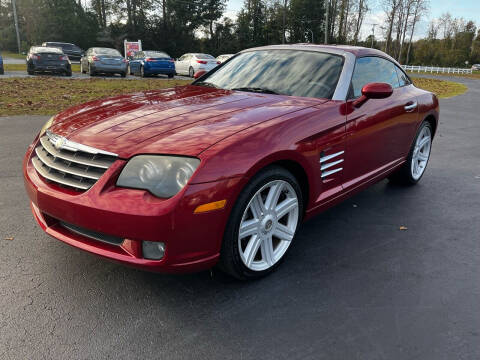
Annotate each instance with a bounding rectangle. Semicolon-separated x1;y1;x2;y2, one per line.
122;58;127;63
217;61;221;64
197;60;207;64
169;58;175;63
91;56;99;61
145;58;154;62
60;55;68;61
32;54;40;60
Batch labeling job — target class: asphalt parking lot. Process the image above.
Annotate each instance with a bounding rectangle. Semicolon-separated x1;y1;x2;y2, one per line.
0;76;479;359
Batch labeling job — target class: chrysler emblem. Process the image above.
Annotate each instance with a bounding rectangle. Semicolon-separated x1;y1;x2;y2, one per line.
54;137;66;150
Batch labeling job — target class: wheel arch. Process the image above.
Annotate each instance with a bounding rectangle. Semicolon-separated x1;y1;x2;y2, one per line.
240;151;314;215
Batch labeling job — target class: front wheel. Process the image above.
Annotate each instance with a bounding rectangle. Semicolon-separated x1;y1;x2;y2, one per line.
88;63;95;76
219;166;303;280
168;73;174;78
389;121;433;185
140;66;146;77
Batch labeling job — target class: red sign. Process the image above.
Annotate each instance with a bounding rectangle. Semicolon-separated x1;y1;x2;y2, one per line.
124;40;142;59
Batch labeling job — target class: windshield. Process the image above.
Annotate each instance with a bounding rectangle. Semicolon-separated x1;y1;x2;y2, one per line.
195;50;344;99
95;48;121;56
144;51;170;58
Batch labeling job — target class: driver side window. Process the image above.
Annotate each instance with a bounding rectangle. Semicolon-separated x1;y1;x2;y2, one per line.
351;57;400;98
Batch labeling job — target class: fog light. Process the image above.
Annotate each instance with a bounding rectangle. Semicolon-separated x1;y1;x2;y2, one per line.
142;241;165;260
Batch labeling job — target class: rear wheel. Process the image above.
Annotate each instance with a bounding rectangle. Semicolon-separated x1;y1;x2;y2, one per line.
0;67;4;75
389;121;433;185
120;72;126;78
65;70;72;77
168;73;174;78
88;63;95;76
219;166;303;280
140;66;146;77
189;66;194;78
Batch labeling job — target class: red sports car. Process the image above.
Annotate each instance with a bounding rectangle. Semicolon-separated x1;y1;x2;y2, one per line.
23;45;439;280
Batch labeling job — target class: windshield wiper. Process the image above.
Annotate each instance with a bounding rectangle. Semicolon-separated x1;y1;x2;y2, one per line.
230;87;280;95
194;81;221;89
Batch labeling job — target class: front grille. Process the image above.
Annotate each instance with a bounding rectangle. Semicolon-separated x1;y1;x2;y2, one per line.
32;132;117;191
60;221;124;245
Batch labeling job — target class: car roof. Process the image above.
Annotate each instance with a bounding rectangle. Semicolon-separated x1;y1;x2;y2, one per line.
243;44;398;63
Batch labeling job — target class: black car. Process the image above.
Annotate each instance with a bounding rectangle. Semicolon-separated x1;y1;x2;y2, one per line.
42;42;83;61
26;46;72;76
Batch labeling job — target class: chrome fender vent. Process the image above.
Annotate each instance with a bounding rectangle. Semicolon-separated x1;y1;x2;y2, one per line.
320;150;344;179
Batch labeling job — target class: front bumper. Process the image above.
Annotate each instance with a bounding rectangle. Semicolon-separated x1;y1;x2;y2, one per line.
23;138;244;273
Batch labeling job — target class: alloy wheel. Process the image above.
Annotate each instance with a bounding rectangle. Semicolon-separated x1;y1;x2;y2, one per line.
411;125;432;180
238;180;299;271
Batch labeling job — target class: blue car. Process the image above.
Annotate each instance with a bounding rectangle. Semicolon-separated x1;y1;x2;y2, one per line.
128;50;175;78
0;52;4;75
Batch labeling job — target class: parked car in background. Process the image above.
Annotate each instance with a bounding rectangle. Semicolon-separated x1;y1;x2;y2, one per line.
23;45;439;280
80;47;128;77
472;64;480;71
0;52;4;75
26;46;72;76
175;53;218;77
216;54;233;63
42;42;83;61
128;51;175;78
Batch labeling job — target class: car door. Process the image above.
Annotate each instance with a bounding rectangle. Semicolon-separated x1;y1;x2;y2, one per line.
179;54;190;75
343;56;417;191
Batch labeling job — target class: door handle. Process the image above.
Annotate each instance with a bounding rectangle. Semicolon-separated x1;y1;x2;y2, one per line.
404;101;417;112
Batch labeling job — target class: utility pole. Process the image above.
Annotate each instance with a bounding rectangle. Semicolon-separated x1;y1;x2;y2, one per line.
282;0;287;44
370;23;378;48
12;0;21;53
324;0;329;44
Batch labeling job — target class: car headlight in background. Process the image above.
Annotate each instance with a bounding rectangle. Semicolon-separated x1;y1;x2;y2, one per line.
116;155;200;198
39;116;55;137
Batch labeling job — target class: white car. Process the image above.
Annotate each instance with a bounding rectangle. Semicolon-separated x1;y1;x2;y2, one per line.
216;54;234;63
175;53;218;77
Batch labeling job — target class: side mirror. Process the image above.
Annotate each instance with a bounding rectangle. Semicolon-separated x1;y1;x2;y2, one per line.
353;82;393;107
194;70;207;79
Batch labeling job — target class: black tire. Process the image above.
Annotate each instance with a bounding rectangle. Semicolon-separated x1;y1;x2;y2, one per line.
128;65;133;75
189;66;194;78
0;68;4;75
168;73;174;78
120;72;126;78
140;66;146;77
389;121;433;185
65;70;72;77
27;68;34;75
218;166;304;280
88;63;95;76
80;62;85;74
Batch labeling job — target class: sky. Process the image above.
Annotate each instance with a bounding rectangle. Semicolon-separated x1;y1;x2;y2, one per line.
225;0;480;40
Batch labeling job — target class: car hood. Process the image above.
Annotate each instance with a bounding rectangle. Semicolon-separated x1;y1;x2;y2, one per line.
49;85;326;158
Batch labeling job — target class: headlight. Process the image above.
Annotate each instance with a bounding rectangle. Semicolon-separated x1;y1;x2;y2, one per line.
116;155;200;198
39;116;55;137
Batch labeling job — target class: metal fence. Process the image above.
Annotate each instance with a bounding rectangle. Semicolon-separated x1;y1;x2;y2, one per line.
402;65;473;74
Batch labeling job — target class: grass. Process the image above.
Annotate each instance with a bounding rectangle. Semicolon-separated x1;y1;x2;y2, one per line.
412;77;468;98
407;70;480;80
0;76;467;116
1;51;26;59
4;63;81;72
0;77;191;116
